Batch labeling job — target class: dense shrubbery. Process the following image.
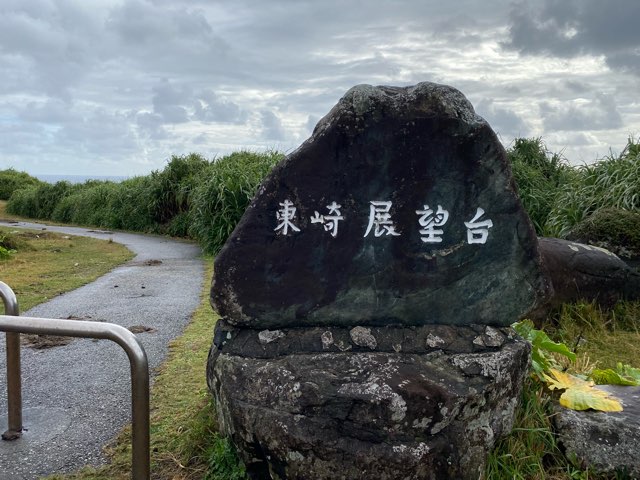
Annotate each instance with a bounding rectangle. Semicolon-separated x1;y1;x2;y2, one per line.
508;136;640;237
5;138;639;254
0;169;43;200
189;151;283;254
5;151;283;253
6;181;78;220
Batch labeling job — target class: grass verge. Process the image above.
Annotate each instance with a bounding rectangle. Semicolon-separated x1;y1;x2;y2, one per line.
46;257;246;480
0;226;133;313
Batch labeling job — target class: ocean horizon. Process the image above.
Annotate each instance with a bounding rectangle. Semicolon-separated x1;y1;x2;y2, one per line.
35;174;130;184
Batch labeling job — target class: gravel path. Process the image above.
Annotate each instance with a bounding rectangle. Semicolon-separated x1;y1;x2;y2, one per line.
0;220;204;479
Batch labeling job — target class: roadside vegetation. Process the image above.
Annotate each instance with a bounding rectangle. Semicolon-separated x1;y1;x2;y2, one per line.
0;224;133;313
3;136;640;479
2;150;283;255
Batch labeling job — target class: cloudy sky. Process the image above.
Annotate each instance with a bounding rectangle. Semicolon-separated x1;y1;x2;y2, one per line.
1;0;639;177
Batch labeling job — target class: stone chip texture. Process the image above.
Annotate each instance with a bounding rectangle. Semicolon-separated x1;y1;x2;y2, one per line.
207;324;531;480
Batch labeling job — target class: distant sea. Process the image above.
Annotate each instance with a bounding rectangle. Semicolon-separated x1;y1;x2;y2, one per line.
35;174;130;184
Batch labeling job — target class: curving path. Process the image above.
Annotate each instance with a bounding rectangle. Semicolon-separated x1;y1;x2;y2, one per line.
0;220;204;479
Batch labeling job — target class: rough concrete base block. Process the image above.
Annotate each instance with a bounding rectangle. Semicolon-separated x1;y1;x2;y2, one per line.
207;326;530;480
553;385;640;478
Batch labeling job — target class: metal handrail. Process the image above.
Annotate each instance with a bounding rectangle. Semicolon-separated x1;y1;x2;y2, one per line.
0;285;150;479
0;281;21;440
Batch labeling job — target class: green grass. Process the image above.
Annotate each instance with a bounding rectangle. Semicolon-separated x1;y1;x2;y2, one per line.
507;136;640;238
549;301;640;372
0;227;133;313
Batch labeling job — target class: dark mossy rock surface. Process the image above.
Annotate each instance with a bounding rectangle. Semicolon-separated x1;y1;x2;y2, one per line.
567;208;640;267
212;82;550;329
530;237;640;321
554;385;640;478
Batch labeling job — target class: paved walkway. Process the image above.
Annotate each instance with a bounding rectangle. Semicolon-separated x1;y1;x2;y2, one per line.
0;220;205;479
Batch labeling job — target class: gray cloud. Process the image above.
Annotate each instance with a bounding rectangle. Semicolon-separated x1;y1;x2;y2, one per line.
475;99;531;139
151;80;191;124
136;112;169;140
540;93;623;131
193;91;247;124
1;0;639;175
504;0;640;74
260;110;285;141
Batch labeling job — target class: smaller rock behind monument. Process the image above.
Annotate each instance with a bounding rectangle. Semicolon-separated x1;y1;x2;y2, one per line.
212;82;550;329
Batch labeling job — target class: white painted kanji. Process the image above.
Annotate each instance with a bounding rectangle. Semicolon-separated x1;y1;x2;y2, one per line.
364;201;401;237
310;201;344;238
464;207;493;244
416;205;449;243
274;199;301;235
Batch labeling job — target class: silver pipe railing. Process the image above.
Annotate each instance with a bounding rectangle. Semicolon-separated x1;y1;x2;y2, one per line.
0;283;150;479
0;281;21;440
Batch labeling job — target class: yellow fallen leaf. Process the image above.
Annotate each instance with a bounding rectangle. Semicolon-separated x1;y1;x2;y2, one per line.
542;368;623;412
543;368;591;391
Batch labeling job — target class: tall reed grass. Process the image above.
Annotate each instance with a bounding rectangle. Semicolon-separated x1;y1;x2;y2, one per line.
509;136;640;238
5;151;282;253
5;137;639;254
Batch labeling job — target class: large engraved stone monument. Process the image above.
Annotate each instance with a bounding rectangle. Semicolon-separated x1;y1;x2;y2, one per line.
207;82;551;479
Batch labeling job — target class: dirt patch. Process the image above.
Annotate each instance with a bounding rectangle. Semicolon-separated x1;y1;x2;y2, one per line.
22;315;96;349
22;335;73;349
127;325;157;334
14;231;57;240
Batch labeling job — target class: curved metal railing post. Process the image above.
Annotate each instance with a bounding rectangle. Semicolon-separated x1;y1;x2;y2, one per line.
0;314;150;479
0;281;21;440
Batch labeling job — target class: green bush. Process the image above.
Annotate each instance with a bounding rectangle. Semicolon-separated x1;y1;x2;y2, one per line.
149;153;211;232
189;150;283;254
7;181;77;219
52;182;121;227
6;186;39;218
107;176;157;232
0;169;43;200
547;138;640;237
507;138;575;236
567;207;640;258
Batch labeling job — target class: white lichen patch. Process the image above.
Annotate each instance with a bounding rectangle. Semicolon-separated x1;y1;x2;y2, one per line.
321;331;334;350
258;329;286;344
483;326;505;347
568;241;618;257
349;326;377;349
450;350;513;384
335;340;352;351
392;444;408;454
338;380;407;422
286;450;305;462
411;442;430;458
426;334;446;348
412;416;432;429
392;442;430;459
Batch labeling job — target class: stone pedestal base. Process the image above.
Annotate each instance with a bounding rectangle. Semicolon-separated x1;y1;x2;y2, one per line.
207;323;530;480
